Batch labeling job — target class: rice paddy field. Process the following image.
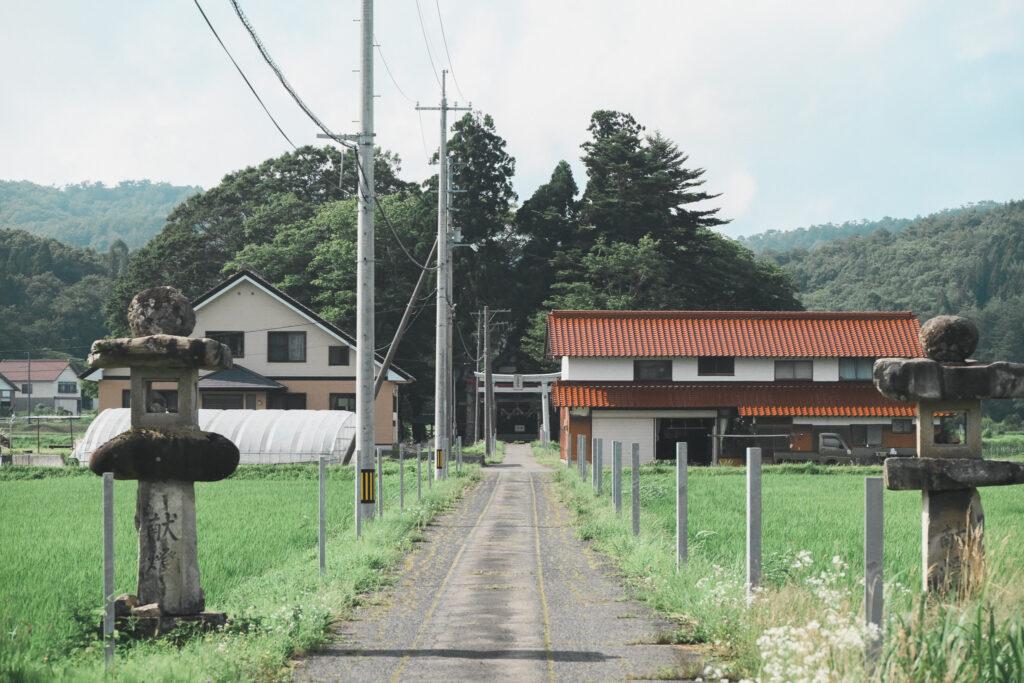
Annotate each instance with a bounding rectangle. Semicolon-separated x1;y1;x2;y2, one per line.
0;459;478;681
542;445;1024;681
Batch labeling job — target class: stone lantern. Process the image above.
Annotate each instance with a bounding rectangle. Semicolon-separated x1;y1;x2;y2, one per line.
874;315;1024;595
88;286;240;632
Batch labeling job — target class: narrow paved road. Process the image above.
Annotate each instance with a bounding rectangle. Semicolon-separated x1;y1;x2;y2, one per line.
293;445;696;682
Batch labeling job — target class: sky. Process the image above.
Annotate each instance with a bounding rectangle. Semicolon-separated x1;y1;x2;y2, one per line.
2;1;1023;238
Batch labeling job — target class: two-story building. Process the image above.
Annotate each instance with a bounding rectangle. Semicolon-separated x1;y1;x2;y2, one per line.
0;371;15;414
545;310;924;465
0;360;81;415
83;269;414;446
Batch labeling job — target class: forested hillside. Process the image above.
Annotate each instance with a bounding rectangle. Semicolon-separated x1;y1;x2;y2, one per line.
106;111;800;437
740;202;1002;253
0;180;200;250
0;230;123;358
763;200;1024;416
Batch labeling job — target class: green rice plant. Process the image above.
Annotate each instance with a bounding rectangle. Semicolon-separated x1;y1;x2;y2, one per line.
540;450;1024;680
0;460;479;681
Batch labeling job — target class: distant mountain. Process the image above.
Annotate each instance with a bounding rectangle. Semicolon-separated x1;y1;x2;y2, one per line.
740;202;1003;254
0;180;200;251
760;199;1024;419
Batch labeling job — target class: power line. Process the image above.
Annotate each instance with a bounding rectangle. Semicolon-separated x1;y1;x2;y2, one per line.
433;0;465;101
375;41;415;103
229;0;347;146
413;0;442;88
192;0;296;148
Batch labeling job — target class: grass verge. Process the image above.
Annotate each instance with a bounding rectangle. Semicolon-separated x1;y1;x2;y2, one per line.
1;460;479;681
535;442;1024;681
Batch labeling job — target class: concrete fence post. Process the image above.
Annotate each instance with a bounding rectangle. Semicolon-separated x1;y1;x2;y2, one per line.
417;449;423;502
596;438;604;495
103;472;114;667
399;446;405;511
631;443;640;536
746;447;762;594
376;447;383;519
319;456;326;576
676;442;688;570
613;441;623;514
579;433;587;481
865;476;884;664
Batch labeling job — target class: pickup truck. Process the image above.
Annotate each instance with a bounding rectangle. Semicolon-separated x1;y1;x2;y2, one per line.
769;432;897;466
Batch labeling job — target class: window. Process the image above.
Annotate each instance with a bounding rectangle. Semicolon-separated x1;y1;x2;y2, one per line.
329;393;356;411
852;424;883;446
268;331;306;362
892;419;913;434
269;393;306;410
634;359;672;381
698;357;735;376
58;382;78;394
20;383;32;394
775;360;813;381
821;435;845;450
839;357;874;381
203;393;243;410
328;345;350;366
207;331;244;358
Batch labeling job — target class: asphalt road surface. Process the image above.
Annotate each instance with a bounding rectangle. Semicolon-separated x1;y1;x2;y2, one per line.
292;444;698;682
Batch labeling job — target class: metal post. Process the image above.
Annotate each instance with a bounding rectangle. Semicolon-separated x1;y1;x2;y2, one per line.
746;447;762;592
613;441;622;514
676;443;688;570
417;449;422;502
631;443;640;536
376;447;383;518
541;382;550;447
354;0;376;531
399;446;405;511
865;477;884;663
596;438;603;495
319;456;326;576
483;306;492;460
103;472;114;666
578;433;586;480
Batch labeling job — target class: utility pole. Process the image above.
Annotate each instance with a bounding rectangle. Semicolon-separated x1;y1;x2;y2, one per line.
483;306;491;459
319;1;376;531
417;71;469;480
352;0;376;530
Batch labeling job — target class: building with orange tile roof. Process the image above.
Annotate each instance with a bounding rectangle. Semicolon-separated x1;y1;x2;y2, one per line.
545;310;924;465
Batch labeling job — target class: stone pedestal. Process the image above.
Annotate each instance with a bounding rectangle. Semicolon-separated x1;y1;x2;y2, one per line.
136;479;204;615
922;488;983;592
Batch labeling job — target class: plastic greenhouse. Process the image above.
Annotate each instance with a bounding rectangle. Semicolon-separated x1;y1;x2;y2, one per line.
73;409;356;466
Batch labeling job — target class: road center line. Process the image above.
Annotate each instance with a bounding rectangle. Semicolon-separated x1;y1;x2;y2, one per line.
388;474;502;683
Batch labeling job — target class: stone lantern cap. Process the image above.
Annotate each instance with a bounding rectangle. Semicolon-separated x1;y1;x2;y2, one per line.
874;315;1024;403
87;286;238;482
88;335;232;371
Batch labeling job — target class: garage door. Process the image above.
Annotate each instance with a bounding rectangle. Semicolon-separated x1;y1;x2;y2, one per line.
592;415;655;464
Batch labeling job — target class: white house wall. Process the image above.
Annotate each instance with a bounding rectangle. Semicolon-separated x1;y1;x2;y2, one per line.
591;414;655;464
562;357;633;381
194;280;355;378
563;356;849;383
814;358;840;382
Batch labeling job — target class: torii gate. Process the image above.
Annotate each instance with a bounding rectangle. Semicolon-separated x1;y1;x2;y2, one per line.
473;372;561;446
